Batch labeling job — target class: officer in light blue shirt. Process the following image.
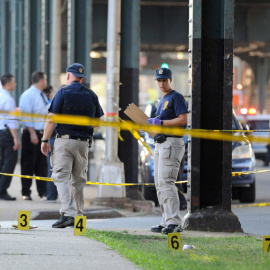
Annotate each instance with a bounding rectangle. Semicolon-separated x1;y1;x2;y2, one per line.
19;71;49;200
0;74;20;200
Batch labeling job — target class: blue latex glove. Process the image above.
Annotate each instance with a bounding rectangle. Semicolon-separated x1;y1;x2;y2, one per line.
147;118;162;126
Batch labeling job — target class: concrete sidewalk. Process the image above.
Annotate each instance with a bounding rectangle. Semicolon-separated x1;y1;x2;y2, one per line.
0;227;139;270
0;163;142;270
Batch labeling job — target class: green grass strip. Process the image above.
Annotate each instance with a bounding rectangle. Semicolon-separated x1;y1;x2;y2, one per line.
85;229;270;270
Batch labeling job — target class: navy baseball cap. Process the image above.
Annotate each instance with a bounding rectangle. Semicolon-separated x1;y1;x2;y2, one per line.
154;68;172;80
66;63;86;78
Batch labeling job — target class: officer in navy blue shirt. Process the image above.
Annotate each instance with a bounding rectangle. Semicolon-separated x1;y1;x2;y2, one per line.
147;67;188;234
41;63;104;228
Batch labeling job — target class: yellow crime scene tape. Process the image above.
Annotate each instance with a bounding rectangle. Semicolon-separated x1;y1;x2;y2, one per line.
2;110;270;144
232;202;270;208
2;110;270;177
0;172;187;186
232;169;270;177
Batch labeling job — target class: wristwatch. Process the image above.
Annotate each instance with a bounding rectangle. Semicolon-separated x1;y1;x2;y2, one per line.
41;138;49;143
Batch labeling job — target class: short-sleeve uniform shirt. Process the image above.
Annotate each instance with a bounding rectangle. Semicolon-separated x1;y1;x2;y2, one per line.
156;90;188;123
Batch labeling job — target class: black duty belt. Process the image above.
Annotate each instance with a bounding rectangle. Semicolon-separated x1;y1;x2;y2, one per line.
154;135;183;144
56;134;91;142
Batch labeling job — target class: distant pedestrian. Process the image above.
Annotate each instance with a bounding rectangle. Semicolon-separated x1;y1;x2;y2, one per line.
43;85;53;103
148;67;188;234
42;85;58;202
41;63;104;228
19;71;49;200
0;74;20;200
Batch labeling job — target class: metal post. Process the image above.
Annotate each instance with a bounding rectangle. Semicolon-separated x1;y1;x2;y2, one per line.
23;0;30;89
67;0;75;65
9;0;16;76
50;0;61;91
257;58;270;113
0;0;7;76
182;0;243;232
17;0;23;102
30;0;41;72
40;0;46;72
84;0;92;85
98;0;125;198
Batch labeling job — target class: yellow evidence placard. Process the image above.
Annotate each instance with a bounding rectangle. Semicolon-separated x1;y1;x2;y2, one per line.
18;211;30;230
74;216;86;236
168;232;182;250
263;235;270;252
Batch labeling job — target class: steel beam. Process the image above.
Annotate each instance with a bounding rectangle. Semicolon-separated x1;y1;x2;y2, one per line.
67;0;75;65
50;0;61;91
118;0;140;199
0;0;7;76
23;0;31;89
182;0;243;232
30;0;41;72
73;0;92;85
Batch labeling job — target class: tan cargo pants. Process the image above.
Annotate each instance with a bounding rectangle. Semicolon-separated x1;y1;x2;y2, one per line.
154;137;185;227
51;138;89;217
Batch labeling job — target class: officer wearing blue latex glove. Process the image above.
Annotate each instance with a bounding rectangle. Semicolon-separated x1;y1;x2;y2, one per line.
148;67;188;235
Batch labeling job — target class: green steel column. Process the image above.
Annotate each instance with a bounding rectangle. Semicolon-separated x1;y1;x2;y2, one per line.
118;0;140;197
45;0;52;83
85;0;92;84
40;0;46;72
50;0;61;91
0;0;7;76
67;0;75;65
30;0;41;72
23;0;31;89
182;0;242;232
9;0;16;76
17;0;23;102
73;0;92;85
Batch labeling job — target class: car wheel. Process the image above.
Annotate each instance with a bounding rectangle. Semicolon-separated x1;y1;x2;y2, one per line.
239;179;256;203
144;186;159;206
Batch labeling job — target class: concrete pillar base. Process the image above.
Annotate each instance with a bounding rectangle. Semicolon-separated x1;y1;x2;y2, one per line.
98;161;126;198
182;208;243;232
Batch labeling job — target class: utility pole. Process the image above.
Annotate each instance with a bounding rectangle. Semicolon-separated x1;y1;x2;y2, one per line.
98;0;125;198
183;0;243;232
50;0;61;91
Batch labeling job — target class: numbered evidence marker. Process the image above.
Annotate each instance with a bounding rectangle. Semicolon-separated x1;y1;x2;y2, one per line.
168;232;182;250
74;216;86;236
18;211;30;230
263;236;270;252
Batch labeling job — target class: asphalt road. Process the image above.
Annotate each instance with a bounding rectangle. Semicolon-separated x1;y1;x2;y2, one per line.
232;159;270;236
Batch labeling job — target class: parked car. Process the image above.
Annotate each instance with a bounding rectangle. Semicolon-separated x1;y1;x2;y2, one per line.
237;114;270;162
139;110;256;204
231;112;256;203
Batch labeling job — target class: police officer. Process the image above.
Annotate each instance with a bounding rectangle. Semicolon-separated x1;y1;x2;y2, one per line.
41;63;104;228
147;67;188;234
0;74;20;200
